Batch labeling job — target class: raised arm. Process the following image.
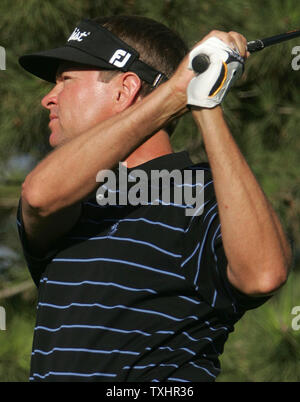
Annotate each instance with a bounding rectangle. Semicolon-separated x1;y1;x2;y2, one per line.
192;106;291;296
187;31;292;296
21;65;191;253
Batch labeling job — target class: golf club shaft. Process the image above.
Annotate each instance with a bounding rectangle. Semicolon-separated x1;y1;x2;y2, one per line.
192;29;300;73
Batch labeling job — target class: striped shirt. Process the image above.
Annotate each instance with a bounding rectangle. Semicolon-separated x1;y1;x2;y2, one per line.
17;151;270;382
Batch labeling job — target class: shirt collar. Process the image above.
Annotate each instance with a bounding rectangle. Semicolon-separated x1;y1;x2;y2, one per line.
126;151;193;174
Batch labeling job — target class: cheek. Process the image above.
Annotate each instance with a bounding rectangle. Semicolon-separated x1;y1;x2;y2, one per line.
62;84;116;132
86;86;117;121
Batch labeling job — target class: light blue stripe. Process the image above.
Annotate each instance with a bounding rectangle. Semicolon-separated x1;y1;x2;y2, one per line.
189;362;216;378
212;290;217;307
32;371;117;379
178;295;201;305
180;347;196;356
188;201;207;219
123;362;179;370
194;213;217;287
86;199;194;209
38;302;198;322
146;199;195;209
182;331;203;342
201;337;220;355
159;346;196;356
210;227;237;314
173;182;203;188
168;377;190;382
34;324;151;337
186;180;214;227
32;347;139;356
181;242;200;267
82;217;185;233
102;181;204;191
186;199;211;230
182;329;226;343
69;235;182;258
211;224;221;259
204;321;229;333
41;278;157;295
173;332;219;356
52;257;185;281
160;363;179;368
203;202;218;222
123;364;156;370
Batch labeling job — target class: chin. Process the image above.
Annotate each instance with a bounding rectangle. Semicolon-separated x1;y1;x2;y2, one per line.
49;131;62;148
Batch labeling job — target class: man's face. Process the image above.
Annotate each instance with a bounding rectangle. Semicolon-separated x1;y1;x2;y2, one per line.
41;62;120;147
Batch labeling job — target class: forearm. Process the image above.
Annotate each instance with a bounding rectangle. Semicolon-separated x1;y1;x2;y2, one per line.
23;81;185;216
192;106;291;295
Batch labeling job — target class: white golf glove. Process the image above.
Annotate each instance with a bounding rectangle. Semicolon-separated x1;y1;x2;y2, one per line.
187;36;244;108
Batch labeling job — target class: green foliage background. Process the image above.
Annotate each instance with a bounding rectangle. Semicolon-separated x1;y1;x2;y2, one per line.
0;0;299;382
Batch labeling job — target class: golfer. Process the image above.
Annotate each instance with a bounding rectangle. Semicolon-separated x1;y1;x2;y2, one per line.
17;15;291;382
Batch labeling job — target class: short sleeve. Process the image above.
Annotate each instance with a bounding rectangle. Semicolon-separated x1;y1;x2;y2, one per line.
16;199;59;287
210;234;271;312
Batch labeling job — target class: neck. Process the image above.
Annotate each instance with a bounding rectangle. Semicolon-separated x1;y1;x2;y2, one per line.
124;129;173;168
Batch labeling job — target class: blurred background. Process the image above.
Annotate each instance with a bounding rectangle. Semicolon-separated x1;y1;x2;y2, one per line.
0;0;299;382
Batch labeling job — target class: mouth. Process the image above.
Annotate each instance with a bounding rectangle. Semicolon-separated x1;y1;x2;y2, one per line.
49;114;58;129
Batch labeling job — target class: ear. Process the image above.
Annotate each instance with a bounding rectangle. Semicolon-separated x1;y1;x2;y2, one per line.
114;72;142;111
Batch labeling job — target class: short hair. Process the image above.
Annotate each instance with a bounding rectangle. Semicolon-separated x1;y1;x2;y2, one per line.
93;15;189;134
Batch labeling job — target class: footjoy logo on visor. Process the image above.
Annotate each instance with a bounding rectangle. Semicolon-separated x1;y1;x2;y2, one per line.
109;49;132;68
68;27;91;43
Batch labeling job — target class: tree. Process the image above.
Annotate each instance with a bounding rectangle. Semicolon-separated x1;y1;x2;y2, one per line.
0;0;299;382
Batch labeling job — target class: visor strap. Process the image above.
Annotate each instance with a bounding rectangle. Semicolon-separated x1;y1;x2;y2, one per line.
130;59;167;87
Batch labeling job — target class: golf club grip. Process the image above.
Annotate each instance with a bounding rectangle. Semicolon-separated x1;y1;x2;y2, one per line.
191;40;262;73
191;54;211;74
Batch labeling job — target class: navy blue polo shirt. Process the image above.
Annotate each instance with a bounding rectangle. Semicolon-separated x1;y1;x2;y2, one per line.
17;151;270;382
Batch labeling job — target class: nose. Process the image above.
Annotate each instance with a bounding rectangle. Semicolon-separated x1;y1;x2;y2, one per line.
41;83;61;110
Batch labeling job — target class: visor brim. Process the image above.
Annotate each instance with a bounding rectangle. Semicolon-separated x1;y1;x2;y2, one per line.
19;46;116;83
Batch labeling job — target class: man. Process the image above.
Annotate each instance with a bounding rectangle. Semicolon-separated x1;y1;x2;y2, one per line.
17;15;291;382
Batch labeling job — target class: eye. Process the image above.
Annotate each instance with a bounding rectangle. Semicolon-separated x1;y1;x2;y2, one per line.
55;73;72;85
62;75;72;81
